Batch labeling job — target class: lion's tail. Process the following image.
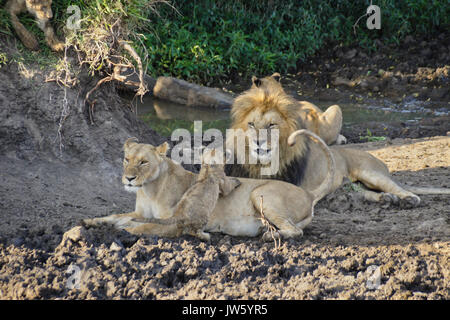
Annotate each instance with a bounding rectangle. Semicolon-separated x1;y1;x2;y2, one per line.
404;186;450;195
288;129;335;205
133;217;178;225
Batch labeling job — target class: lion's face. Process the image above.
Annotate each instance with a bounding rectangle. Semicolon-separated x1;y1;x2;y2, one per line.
244;109;284;163
27;0;54;20
122;139;169;193
230;84;307;177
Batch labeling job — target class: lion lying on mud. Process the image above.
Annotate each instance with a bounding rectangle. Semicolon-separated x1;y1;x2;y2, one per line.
83;130;335;240
251;73;347;145
132;147;242;241
225;80;450;207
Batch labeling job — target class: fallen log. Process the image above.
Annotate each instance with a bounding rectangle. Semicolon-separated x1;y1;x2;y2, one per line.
153;76;234;109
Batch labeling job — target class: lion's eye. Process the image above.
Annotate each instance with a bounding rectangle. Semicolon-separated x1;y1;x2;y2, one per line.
269;123;277;128
248;122;255;128
124;158;129;163
139;160;148;165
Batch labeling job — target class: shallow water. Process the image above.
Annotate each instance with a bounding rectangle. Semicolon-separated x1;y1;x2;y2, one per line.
133;95;434;137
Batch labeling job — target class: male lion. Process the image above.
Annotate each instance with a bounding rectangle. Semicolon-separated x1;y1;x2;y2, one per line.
5;0;64;51
83;130;335;240
251;73;347;145
225;84;450;207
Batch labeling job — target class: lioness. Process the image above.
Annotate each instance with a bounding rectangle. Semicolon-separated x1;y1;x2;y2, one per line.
225;84;450;207
5;0;64;51
133;147;242;241
83;129;335;240
251;73;346;145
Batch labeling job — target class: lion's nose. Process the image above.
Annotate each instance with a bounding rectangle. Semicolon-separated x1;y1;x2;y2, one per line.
126;176;136;182
253;139;266;147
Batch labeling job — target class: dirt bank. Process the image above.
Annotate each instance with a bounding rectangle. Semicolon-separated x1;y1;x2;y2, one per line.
288;32;450;105
0;48;166;251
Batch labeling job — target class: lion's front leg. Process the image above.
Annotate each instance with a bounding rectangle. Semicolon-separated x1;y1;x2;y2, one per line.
82;211;145;230
43;23;65;52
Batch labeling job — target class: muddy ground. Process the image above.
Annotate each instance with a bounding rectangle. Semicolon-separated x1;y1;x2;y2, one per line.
0;39;449;299
1;135;448;300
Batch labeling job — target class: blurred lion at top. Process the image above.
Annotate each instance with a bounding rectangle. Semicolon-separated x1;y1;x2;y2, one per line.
5;0;64;51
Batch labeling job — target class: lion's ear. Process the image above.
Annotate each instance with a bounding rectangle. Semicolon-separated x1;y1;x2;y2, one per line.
252;76;262;88
271;73;281;82
156;142;170;156
124;137;139;151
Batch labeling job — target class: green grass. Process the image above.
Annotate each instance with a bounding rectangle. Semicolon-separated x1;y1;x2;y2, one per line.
142;0;450;84
359;129;387;142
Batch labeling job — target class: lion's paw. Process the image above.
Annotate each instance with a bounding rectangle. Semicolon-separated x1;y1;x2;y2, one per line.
50;41;65;52
80;218;101;228
399;195;421;209
261;230;281;243
380;192;399;206
195;230;211;242
336;134;347;145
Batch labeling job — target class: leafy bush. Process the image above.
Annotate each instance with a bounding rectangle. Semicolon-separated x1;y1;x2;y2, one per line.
143;0;449;84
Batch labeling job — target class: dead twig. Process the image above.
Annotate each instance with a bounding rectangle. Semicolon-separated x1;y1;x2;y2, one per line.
83;35;148;122
54;45;73;152
119;40;148;98
259;195;281;250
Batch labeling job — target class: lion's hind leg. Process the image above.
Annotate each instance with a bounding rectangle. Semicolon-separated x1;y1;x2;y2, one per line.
250;183;313;240
319;104;345;145
343;149;421;208
356;170;421;208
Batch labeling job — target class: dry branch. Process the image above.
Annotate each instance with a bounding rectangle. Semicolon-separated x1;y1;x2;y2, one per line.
259;195;281;250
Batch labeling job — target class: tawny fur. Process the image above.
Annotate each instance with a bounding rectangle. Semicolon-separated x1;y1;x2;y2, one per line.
82;134;335;241
250;73;345;145
5;0;64;51
134;162;241;241
227;82;450;208
229;84;307;179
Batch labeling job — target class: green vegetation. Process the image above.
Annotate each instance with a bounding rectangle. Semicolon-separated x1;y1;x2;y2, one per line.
359;128;387;142
0;0;448;84
143;0;449;83
343;181;364;193
0;0;165;89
